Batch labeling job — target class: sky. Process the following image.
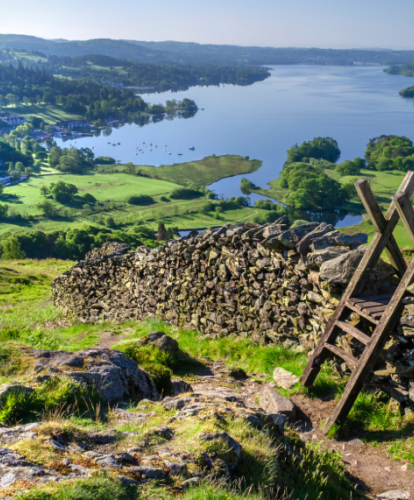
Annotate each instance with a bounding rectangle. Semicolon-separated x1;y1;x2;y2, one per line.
1;0;414;50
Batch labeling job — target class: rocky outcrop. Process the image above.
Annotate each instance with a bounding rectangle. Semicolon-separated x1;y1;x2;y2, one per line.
26;348;159;402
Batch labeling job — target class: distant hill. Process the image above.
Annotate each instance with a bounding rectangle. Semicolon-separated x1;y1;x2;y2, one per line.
2;34;414;66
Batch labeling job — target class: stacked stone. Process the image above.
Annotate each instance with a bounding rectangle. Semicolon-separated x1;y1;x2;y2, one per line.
53;218;396;353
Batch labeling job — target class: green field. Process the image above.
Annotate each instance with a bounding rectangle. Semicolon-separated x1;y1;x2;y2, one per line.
4;103;84;124
136;155;261;188
0;156;266;237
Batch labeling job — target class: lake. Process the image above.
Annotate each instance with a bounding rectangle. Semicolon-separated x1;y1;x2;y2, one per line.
56;65;414;227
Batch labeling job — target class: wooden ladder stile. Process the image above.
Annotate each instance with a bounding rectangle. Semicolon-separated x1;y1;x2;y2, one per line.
300;170;414;434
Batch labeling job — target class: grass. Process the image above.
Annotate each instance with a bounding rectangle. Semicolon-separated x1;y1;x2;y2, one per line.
137;155;262;189
0;157;266;236
0;374;101;425
3;103;85;124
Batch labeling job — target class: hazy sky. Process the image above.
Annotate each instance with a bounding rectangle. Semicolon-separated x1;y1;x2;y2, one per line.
1;0;413;49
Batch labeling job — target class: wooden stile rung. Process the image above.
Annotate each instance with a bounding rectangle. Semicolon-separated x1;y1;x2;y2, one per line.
324;343;358;368
336;321;371;345
301;171;414;434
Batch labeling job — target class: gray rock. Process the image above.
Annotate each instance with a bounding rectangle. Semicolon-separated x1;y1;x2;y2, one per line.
165;461;188;476
133;466;166;479
310;231;367;251
277;222;320;249
306;246;349;269
259;386;297;421
273;367;299;391
377;491;410;500
162;397;192;410
171;380;193;396
95;454;121;468
182;477;201;488
296;223;334;254
0;473;16;488
118;475;140;487
153;335;179;353
37;348;159;403
49;438;66;452
146;331;166;342
320;246;396;285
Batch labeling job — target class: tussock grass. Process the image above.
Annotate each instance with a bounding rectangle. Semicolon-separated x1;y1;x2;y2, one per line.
0;375;102;425
16;474;139;500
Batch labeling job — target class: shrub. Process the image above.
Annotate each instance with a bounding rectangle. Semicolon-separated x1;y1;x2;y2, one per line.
1;236;26;259
95;156;116;165
127;195;154;206
240;177;257;195
105;216;116;227
169;188;203;200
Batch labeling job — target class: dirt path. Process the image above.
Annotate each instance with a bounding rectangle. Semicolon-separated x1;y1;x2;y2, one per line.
189;362;414;499
291;393;414;498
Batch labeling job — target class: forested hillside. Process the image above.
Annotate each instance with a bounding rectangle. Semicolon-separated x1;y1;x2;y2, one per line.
2;34;414;66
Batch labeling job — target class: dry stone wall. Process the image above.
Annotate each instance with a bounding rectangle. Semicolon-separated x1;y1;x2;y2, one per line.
53;217;394;350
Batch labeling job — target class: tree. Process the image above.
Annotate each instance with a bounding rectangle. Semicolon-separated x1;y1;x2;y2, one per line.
286;137;341;164
40;186;49;197
15;162;25;173
125;162;136;174
1;237;26;260
83;193;97;204
335;160;360;176
24;167;33;177
50;181;78;204
36;199;57;218
240;178;257;195
0;203;8;219
105;216;116;227
5;94;18;106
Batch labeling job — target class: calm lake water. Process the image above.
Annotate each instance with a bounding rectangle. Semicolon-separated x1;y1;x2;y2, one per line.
56;65;414;227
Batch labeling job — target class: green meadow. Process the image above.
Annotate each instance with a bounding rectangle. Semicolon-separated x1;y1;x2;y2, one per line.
3;103;84;124
0;155;266;236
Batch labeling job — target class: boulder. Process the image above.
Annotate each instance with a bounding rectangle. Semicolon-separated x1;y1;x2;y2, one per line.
171;380;194;396
273;368;299;391
29;348;159;403
153;335;179;353
320;246;396;286
259;386;297;421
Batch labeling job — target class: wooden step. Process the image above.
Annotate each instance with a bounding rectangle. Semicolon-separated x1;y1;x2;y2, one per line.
346;294;393;324
324;343;358;368
336;321;371;345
